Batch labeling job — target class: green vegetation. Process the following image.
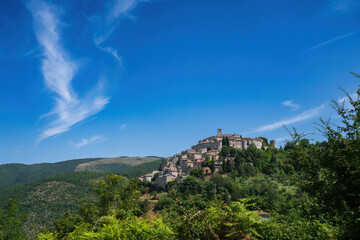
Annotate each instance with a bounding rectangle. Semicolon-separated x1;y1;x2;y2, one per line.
0;159;162;235
0;199;28;240
0;156;161;188
0;158;100;188
1;74;359;239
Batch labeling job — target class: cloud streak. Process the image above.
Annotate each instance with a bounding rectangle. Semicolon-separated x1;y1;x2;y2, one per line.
253;105;325;133
328;0;360;13
338;92;358;104
282;100;300;111
275;137;290;142
74;135;106;148
337;91;359;111
27;0;109;142
306;31;358;52
94;0;144;62
120;123;128;130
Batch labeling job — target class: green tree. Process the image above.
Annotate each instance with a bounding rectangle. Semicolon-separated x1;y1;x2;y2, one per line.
244;164;255;177
93;174;141;218
222;137;230;147
0;199;27;240
210;159;215;173
221;145;230;156
287;74;360;238
190;169;204;178
225;159;231;173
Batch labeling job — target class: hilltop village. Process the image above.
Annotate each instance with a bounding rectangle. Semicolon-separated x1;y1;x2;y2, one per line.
140;129;275;189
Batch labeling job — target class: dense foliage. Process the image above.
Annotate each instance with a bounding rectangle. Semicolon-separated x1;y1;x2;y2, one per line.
0;160;162;235
0;158;100;188
1;75;359;239
0;157;161;188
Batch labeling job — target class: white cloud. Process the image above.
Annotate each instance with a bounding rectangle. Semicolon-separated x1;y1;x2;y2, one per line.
74;136;106;148
253;105;325;133
27;0;110;142
337;91;358;111
120;123;128;130
107;0;141;23
282;100;300;111
306;31;359;52
98;46;123;63
94;0;145;62
275;136;290;142
328;0;360;13
338;92;358;103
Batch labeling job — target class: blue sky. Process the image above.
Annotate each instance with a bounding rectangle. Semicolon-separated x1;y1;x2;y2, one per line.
0;0;359;164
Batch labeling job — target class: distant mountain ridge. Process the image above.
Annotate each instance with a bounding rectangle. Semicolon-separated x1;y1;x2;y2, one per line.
0;156;161;188
0;159;163;232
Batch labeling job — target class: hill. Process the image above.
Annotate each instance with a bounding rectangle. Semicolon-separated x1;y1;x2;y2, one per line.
0;156;161;188
0;159;162;233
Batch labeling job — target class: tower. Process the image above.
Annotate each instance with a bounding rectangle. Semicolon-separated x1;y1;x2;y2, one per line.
217;128;222;135
270;140;276;148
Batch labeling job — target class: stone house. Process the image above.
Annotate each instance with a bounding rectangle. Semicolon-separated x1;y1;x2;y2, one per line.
145;128;275;189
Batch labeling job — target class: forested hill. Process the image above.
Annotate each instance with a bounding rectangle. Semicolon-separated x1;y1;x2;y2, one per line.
0;156;161;188
0;159;162;233
0;76;359;239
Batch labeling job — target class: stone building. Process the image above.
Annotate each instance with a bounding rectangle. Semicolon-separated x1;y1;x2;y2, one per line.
139;170;159;183
192;129;264;151
140;128;274;189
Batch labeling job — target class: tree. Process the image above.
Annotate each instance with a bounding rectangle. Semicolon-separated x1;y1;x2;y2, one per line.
287;73;360;239
210;159;215;173
0;199;27;240
222;137;230;147
234;153;241;170
221;145;230;156
190;169;204;179
93;174;141;218
244;164;255;177
225;159;231;173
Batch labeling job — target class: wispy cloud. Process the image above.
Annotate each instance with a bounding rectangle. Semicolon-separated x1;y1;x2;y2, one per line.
94;0;145;62
275;136;290;143
98;46;122;63
74;135;106;148
27;0;110;142
253;105;325;133
306;31;359;52
338;92;358;103
282;100;300;111
328;0;360;13
120;123;128;130
337;91;358;111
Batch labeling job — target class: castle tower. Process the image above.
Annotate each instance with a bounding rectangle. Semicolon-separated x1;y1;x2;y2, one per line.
217;128;222;135
270;140;276;148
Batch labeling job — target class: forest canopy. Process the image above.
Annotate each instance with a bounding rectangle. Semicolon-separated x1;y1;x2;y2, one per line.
1;74;359;239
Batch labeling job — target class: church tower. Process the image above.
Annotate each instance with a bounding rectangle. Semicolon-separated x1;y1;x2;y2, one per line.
217;128;222;135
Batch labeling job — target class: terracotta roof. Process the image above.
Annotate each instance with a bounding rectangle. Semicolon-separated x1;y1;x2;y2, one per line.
220;134;236;137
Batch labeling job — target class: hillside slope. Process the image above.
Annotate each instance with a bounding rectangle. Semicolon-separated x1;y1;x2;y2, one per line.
0;156;160;188
0;159;162;233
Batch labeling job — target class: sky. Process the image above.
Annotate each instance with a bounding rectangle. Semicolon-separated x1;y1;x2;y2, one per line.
0;0;359;164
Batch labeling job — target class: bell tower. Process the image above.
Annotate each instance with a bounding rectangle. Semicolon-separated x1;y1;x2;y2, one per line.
217;128;222;135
